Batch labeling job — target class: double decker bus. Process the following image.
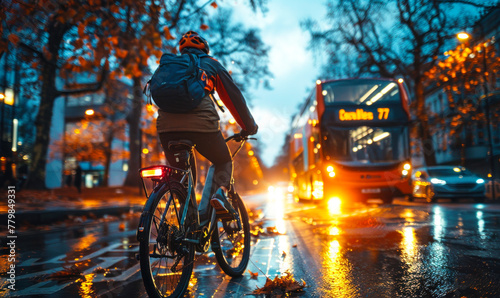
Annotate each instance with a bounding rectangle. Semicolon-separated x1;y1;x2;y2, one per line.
289;78;412;204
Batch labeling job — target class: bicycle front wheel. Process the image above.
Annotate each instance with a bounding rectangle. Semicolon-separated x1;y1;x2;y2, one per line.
212;192;251;277
139;183;195;298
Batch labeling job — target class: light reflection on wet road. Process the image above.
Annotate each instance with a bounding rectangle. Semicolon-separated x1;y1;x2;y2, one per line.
1;191;500;297
288;197;500;297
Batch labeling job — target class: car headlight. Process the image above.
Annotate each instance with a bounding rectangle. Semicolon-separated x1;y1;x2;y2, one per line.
430;178;446;185
476;178;485;184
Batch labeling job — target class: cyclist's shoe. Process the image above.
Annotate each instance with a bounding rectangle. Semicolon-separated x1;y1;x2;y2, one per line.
210;188;237;221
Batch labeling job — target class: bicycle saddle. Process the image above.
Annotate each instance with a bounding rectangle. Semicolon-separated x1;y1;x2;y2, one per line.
168;139;195;151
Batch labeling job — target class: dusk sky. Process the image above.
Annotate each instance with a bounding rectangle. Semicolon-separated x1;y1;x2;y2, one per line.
218;0;327;166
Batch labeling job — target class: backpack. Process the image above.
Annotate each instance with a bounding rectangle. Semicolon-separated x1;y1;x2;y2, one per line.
146;52;214;113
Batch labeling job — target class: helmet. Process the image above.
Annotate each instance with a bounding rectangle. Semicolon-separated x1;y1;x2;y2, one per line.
179;31;210;54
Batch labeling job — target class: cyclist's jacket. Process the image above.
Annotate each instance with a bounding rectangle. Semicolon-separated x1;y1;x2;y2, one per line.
156;48;257;134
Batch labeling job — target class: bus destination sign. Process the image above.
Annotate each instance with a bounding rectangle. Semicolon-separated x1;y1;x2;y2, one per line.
338;108;390;121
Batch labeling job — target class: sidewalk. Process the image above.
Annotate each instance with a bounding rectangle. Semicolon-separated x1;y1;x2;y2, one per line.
1;186;146;227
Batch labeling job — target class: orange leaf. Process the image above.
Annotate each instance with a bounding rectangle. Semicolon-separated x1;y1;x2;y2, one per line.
109;36;118;45
116;48;128;59
248;270;258;278
7;33;19;45
163;26;175;40
200;24;209;31
210;1;218;8
78;23;85;37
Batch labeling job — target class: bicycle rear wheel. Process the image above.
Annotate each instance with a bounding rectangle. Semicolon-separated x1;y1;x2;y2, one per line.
212;192;251;277
139;183;195;298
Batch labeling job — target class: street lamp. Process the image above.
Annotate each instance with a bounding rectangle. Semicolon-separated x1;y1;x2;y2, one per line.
457;32;470;41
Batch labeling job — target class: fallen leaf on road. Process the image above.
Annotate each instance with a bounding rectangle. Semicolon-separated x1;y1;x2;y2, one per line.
248;270;259;279
252;271;306;295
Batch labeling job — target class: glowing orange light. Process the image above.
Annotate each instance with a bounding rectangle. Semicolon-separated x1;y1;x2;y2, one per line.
142;148;149;154
457;32;470;40
328;197;342;215
228;118;236;124
74;129;81;134
248;150;254;156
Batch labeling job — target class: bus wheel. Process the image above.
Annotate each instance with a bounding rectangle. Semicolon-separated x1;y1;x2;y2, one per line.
407;194;414;202
383;196;393;205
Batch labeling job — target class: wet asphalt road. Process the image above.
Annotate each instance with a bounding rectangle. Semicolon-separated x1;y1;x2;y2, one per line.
2;191;500;297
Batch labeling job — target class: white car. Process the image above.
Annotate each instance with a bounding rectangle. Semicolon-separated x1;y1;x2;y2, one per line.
411;166;486;202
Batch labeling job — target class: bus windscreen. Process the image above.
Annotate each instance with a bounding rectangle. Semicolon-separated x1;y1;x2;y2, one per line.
322;79;400;105
322;126;409;166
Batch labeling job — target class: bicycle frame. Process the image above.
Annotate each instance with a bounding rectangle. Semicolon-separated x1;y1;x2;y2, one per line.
138;135;248;246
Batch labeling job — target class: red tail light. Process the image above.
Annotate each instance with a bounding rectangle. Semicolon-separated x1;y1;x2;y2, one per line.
141;167;164;178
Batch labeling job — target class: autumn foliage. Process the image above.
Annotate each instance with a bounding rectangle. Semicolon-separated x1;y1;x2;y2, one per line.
425;38;500;138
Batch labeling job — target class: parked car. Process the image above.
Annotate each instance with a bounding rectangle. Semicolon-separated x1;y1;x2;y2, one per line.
411;166;486;202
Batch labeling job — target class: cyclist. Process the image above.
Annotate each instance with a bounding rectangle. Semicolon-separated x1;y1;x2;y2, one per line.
156;31;258;222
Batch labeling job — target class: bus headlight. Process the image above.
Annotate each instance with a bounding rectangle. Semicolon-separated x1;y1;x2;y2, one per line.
402;163;411;177
327;165;336;178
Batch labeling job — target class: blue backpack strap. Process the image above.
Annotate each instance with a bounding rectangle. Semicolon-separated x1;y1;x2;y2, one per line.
186;52;225;113
185;52;199;76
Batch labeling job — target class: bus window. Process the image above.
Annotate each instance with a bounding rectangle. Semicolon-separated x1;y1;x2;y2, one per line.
322;79;400;105
322;126;409;165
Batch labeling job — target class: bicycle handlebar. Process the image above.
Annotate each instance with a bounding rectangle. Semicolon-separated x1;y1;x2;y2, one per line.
225;133;257;143
225;132;257;158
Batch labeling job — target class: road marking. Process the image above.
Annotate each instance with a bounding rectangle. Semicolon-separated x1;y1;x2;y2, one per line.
19;243;124;266
7;243;141;296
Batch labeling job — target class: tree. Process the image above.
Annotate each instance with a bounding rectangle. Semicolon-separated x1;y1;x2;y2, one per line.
49;118;129;172
2;1;114;188
425;37;500;161
302;0;493;165
207;8;272;92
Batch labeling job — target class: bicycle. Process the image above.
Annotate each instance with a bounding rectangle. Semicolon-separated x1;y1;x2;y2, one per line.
136;133;252;298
